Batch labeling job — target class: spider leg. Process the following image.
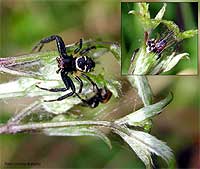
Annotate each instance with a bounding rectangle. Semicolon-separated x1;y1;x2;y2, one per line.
75;93;87;103
81;74;99;92
32;35;69;59
45;91;74;102
130;48;139;62
75;93;90;106
75;93;99;108
36;85;67;92
74;39;83;54
79;46;96;55
75;76;83;93
44;71;75;102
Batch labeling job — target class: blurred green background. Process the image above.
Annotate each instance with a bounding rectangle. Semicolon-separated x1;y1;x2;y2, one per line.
0;0;199;169
121;2;198;75
0;0;120;57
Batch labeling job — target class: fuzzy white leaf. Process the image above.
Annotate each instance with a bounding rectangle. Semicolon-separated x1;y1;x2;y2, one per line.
42;115;112;148
41;98;81;114
44;126;112;149
0;78;40;99
150;3;167;30
116;92;173;126
150;52;176;74
138;3;150;19
150;59;167;75
0;77;82;114
128;76;153;106
114;129;152;168
130;47;158;75
163;53;189;72
115;128;173;168
130;130;174;164
154;3;166;20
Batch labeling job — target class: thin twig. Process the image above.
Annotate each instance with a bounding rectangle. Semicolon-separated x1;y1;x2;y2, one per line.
8;101;41;124
0;66;42;79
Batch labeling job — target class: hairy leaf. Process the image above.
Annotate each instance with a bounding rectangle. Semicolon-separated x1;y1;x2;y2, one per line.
160;20;180;36
138;3;150;19
44;126;112;149
129;46;158;75
116;92;173;126
163;53;189;72
129;3;167;32
177;29;198;41
115;128;173;168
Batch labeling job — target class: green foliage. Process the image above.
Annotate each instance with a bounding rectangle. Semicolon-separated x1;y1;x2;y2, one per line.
129;3;166;32
122;2;198;75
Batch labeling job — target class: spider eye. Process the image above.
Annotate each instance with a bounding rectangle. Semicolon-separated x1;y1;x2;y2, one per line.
76;56;95;72
76;57;86;71
85;59;95;72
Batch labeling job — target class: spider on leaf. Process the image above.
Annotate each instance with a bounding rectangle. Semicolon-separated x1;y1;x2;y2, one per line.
32;35;99;102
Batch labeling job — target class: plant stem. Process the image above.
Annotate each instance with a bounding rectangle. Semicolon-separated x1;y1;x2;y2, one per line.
0;120;128;135
128;76;153;106
8;101;41;124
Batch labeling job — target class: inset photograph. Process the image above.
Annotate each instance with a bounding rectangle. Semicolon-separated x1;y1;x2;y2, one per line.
121;2;198;75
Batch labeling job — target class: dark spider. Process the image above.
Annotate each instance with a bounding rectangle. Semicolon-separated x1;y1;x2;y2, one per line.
146;38;167;54
75;83;112;108
32;35;97;102
146;31;176;59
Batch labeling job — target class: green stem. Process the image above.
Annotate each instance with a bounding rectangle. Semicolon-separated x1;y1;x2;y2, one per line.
128;76;153;106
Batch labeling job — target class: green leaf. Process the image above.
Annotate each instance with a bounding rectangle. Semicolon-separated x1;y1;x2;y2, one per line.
116;92;173;127
114;128;174;168
150;52;190;74
150;52;176;74
43;115;112;148
128;76;153;106
138;3;150;19
44;126;112;149
109;43;121;62
41;97;81;114
160;20;180;36
129;3;167;32
163;53;189;72
0;76;85;114
0;78;41;99
151;3;167;30
129;46;158;75
128;10;153;32
128;10;136;15
177;29;198;41
154;3;166;20
127;76;153;130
